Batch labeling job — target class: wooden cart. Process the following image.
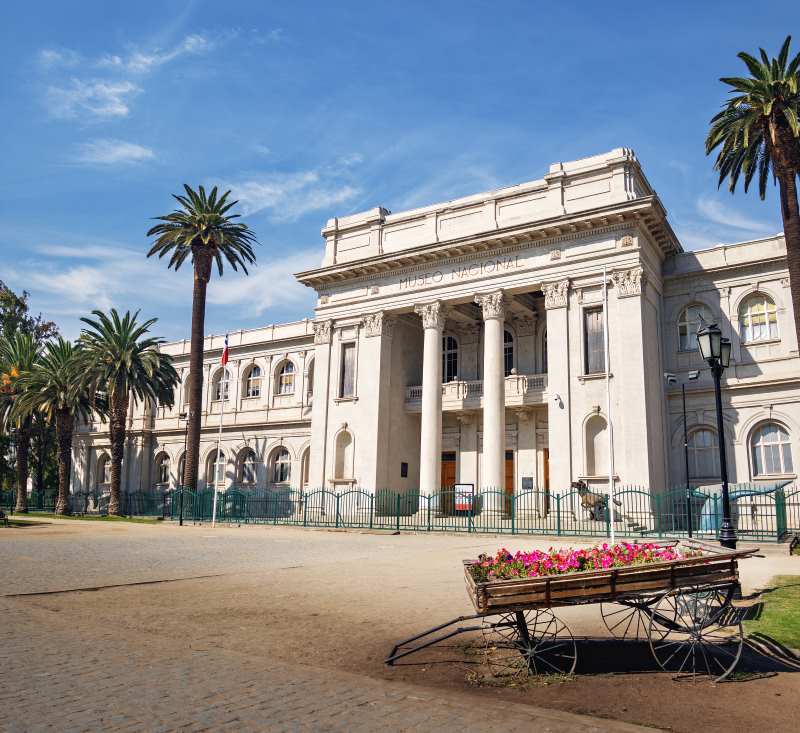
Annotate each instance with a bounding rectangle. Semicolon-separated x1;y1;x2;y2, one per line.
386;540;758;681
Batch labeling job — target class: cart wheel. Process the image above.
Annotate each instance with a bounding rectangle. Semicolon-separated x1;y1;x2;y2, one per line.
601;597;672;641
647;586;743;682
482;609;577;679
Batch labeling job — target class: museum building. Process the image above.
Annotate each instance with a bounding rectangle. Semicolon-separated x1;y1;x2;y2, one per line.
71;149;799;503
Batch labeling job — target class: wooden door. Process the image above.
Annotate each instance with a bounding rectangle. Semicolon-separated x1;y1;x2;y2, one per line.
504;450;514;514
440;452;457;515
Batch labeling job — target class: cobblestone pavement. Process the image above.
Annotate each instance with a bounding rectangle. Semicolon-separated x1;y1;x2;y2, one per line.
0;594;657;733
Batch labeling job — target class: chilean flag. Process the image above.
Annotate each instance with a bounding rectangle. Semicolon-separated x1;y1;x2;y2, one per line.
221;335;229;366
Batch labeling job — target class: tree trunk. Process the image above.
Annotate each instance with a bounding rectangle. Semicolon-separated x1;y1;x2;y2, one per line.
14;416;31;513
34;417;45;494
107;385;128;516
778;173;800;354
182;252;212;493
54;409;73;515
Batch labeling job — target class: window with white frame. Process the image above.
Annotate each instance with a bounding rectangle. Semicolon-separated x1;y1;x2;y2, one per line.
156;453;170;485
442;335;458;382
239;449;257;484
98;455;111;486
583;308;605;374
751;422;793;476
213;369;230;401
678;304;709;351
208;450;226;485
504;330;514;376
178;454;186;486
739;294;779;344
182;374;191;405
271;448;291;483
244;365;262;398
277;361;295;395
339;343;356;397
687;428;720;480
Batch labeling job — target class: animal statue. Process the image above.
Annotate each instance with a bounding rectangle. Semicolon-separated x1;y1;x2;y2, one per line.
572;480;607;521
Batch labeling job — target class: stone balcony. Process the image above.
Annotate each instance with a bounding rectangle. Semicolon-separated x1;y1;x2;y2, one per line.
404;373;548;412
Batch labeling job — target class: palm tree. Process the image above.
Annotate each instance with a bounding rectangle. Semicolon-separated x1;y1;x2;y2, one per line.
80;309;178;515
12;338;96;515
706;35;800;345
146;185;257;492
0;332;40;512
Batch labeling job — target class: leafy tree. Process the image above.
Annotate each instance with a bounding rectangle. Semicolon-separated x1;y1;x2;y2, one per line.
0;332;41;512
146;185;257;492
79;309;178;515
0;281;58;343
706;35;800;344
12;339;97;515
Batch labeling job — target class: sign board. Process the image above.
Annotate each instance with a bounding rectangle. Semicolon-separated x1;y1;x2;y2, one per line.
454;483;475;512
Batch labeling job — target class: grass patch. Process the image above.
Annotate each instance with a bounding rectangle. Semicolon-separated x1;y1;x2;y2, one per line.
744;575;800;650
17;512;161;525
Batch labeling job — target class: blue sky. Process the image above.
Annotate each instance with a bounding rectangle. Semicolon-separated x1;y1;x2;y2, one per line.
0;1;794;340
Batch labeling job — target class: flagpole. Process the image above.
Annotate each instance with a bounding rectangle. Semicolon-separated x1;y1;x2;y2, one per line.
602;267;616;545
211;335;228;529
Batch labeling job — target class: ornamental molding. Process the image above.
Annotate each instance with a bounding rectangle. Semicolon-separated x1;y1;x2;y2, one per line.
475;290;505;320
543;279;570;309
414;301;445;331
618;234;635;248
312;320;333;345
611;267;645;298
363;311;394;339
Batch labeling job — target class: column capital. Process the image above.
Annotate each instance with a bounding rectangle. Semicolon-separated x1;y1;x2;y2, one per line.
474;290;505;320
363;311;394;339
611;266;645;298
543;279;570;309
414;301;445;331
313;319;333;345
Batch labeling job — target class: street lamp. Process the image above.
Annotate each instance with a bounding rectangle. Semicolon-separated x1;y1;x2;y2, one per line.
664;370;699;536
178;411;190;527
696;323;736;549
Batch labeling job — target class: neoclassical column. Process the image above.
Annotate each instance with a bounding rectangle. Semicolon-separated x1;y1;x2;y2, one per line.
414;301;444;493
475;290;505;495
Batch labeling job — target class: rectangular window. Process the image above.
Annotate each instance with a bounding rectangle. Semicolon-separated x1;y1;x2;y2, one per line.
339;343;356;397
584;308;605;374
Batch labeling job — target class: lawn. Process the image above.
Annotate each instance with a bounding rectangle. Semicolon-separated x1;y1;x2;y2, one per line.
744;575;800;651
14;512;161;525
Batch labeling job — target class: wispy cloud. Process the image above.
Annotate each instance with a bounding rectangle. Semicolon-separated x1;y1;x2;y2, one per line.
96;33;216;73
45;79;141;120
223;169;361;221
38;48;80;68
696;197;773;234
74;139;155;165
395;159;500;210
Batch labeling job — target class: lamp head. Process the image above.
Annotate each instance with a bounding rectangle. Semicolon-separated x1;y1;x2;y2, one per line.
697;322;722;364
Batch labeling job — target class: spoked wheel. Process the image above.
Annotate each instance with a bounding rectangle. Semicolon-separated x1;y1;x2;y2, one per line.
482;609;577;679
648;585;743;682
601;597;669;641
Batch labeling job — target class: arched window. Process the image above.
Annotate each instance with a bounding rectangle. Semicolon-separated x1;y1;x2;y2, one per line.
335;431;354;479
213;369;230;402
155;453;170;485
504;330;514;376
244;365;262;398
687;428;720;480
739;294;778;343
277;361;295;394
207;450;226;486
239;449;257;484
300;447;311;488
678;304;709;351
442;335;458;383
306;359;315;398
751;422;793;476
177;454;186;487
585;415;608;476
271;447;291;483
182;374;191;406
97;454;111;487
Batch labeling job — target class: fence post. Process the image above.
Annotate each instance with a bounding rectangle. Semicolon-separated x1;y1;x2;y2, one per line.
335;493;341;529
556;493;562;536
427;493;431;532
511;493;516;535
369;493;374;529
396;492;401;532
605;494;611;537
655;492;663;539
713;495;721;539
303;493;308;527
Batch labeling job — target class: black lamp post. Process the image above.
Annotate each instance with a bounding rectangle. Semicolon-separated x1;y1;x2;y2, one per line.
696;323;736;549
664;370;699;537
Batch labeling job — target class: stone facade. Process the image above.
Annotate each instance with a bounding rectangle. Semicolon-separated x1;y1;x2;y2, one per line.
73;149;799;498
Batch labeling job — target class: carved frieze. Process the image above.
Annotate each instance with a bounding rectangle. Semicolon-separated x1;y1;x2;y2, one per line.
543;280;569;309
312;320;333;345
618;234;635;248
414;301;445;331
611;267;645;298
475;290;505;320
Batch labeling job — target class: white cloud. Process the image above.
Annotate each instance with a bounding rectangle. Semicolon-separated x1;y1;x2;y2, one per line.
45;79;141;120
696;197;773;234
38;48;80;68
224;170;360;221
96;33;215;73
75;139;155;165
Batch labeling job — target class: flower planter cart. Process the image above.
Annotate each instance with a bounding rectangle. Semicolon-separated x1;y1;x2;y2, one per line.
385;540;758;681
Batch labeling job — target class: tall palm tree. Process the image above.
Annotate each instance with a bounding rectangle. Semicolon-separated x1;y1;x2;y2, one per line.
13;338;96;515
706;35;800;345
80;309;178;515
146;185;257;492
0;332;40;512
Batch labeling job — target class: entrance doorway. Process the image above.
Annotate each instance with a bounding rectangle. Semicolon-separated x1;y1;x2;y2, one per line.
440;452;456;489
504;450;514;514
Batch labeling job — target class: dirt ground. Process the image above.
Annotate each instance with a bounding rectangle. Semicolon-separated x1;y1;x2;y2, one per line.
5;520;800;732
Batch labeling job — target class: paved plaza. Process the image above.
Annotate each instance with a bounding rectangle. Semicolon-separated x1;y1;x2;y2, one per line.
2;520;798;732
